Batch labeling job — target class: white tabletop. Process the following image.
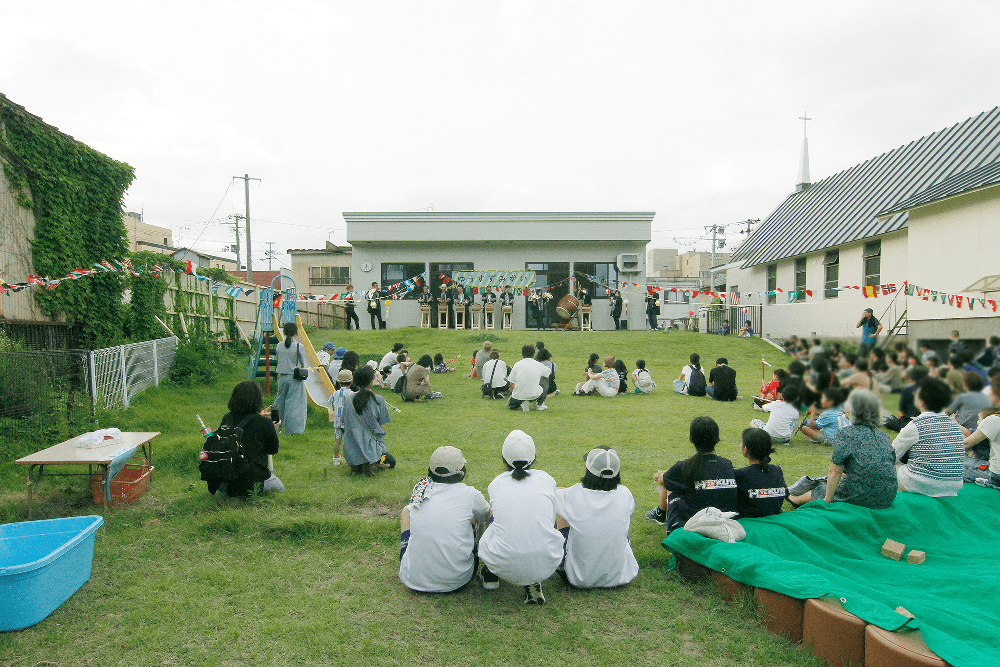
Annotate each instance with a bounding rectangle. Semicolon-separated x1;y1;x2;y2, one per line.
15;432;160;466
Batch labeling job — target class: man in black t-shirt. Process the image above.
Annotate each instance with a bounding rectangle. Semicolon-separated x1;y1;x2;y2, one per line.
707;358;738;401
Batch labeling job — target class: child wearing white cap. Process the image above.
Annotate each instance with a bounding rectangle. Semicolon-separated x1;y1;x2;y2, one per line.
399;446;491;593
554;447;639;588
478;430;565;604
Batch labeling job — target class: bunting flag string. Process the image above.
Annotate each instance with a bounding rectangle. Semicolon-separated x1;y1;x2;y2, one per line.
0;258;259;300
1;264;997;315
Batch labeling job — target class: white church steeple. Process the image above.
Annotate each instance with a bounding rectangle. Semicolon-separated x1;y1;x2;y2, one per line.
795;111;812;193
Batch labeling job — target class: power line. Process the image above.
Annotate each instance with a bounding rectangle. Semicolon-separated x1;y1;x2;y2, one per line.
190;181;233;247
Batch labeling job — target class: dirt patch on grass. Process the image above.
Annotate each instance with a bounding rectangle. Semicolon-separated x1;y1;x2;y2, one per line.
343;495;402;518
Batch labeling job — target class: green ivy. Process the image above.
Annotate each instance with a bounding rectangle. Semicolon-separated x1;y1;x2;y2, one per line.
0;103;134;347
126;251;183;341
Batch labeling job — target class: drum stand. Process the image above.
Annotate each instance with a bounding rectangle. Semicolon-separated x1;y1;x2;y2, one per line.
581;306;592;331
438;305;449;329
502;306;513;330
420;305;431;328
455;307;466;330
484;307;495;330
471;305;482;330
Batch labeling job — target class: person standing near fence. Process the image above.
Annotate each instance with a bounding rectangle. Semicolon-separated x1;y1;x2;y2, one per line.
366;282;385;330
273;322;308;435
344;285;361;330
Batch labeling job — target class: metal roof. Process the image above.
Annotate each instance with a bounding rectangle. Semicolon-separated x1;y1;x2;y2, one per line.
878;159;1000;216
732;107;1000;268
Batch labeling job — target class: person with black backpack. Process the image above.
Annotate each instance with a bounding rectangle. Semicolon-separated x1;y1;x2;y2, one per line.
673;353;707;396
202;380;279;497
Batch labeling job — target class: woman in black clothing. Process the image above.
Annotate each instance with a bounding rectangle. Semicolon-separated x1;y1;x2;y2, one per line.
217;380;279;497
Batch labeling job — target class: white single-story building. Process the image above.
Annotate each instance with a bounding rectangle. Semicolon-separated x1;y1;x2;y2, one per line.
726;107;1000;348
343;211;655;330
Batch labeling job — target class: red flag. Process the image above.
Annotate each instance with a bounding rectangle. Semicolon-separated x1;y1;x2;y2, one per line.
805;289;813;297
989;300;997;312
863;286;877;298
472;287;479;295
185;260;196;275
522;288;529;296
955;295;964;308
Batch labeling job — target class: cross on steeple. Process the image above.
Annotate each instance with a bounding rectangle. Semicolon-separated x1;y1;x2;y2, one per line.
799;112;812;139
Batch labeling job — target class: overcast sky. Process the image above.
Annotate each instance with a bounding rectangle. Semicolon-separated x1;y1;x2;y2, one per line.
3;0;999;271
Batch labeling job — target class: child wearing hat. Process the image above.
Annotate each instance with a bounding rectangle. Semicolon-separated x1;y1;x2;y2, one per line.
554;447;639;588
326;346;347;383
399;446;491;593
478;430;564;604
328;368;353;465
317;342;336;367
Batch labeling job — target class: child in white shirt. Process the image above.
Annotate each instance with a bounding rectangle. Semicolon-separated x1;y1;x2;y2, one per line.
750;382;802;444
630;359;656;394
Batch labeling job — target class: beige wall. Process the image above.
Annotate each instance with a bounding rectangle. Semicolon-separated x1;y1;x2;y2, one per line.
725;230;908;341
906;185;1000;326
679;251;731;278
288;250;352;296
0;158;50;322
125;212;173;253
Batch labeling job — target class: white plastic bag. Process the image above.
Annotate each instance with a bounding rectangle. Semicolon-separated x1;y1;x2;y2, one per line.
683;507;746;543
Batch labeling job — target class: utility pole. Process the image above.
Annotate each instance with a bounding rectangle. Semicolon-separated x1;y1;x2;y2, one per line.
230;214;243;271
264;242;278;271
233;174;260;282
705;224;726;292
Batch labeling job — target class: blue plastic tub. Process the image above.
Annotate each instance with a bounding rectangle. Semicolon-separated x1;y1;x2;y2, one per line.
0;515;104;631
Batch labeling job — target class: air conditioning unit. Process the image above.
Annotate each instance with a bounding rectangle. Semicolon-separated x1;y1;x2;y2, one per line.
617;253;641;273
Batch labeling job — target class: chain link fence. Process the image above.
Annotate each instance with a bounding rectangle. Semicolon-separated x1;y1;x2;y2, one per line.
0;336;178;463
89;336;178;409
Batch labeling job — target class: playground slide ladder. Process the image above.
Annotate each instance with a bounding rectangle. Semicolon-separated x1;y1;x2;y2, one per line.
247;276;298;383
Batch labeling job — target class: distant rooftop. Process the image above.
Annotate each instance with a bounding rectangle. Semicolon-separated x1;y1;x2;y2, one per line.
344;211;655;244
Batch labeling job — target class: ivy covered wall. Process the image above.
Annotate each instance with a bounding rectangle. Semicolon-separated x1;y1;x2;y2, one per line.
0;97;135;347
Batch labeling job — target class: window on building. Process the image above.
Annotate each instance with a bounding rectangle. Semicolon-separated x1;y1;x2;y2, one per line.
574;262;618;298
429;263;475;294
794;257;806;302
381;262;425;300
863;241;881;286
824;250;839;299
766;263;777;305
309;266;351;286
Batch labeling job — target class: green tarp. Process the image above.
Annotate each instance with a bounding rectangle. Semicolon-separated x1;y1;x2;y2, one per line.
663;485;1000;666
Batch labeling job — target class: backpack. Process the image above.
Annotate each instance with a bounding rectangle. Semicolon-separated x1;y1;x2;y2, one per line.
635;369;656;393
199;414;254;483
687;366;707;396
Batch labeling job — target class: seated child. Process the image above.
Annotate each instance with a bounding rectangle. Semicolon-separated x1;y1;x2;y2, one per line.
630;359;656;393
575;356;620;397
884;365;929;432
398;446;491;593
734;428;786;518
945;371;991;431
433;352;455;373
387;352;411;393
614;359;629;394
960;378;1000;485
750;381;801;444
673;353;707;396
555;447;639;588
645;417;737;532
892;377;965;497
754;368;787;409
800;387;849;445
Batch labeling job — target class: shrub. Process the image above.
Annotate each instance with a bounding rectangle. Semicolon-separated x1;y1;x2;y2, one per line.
168;334;225;386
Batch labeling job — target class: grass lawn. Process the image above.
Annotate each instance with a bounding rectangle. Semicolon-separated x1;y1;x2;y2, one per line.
2;328;889;666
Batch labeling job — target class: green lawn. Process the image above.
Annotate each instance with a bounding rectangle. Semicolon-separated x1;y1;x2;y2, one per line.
2;328;881;667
